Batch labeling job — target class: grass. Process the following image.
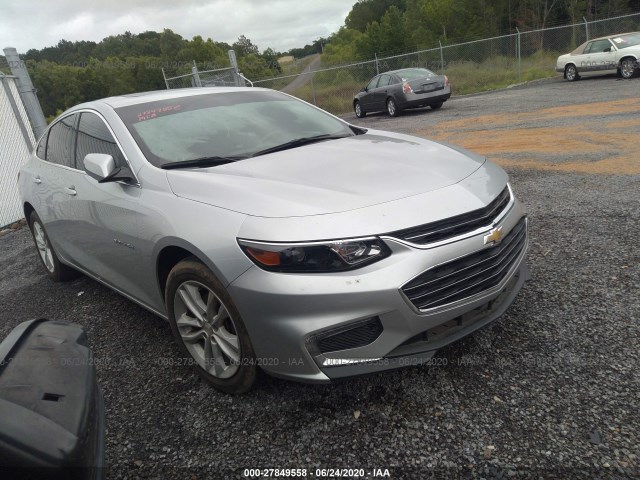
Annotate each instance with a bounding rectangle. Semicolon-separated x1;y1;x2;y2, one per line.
289;52;560;116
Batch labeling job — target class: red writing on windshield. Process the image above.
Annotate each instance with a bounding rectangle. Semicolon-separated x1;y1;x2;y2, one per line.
137;104;182;121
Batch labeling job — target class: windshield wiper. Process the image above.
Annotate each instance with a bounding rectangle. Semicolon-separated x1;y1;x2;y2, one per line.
161;156;246;170
249;134;352;158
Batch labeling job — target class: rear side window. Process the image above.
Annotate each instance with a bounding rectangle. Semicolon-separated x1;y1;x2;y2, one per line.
46;114;77;168
75;112;125;170
35;131;48;159
378;74;391;87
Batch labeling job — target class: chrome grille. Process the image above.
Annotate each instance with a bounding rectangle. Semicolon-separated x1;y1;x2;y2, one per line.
388;186;511;245
402;217;527;311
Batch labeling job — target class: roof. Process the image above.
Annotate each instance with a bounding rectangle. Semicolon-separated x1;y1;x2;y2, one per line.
85;86;270;109
571;31;640;54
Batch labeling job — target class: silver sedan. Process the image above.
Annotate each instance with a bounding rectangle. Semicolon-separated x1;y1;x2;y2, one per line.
19;88;528;393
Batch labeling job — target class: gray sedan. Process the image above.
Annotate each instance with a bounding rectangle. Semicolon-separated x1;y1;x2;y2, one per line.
354;68;451;118
19;88;527;393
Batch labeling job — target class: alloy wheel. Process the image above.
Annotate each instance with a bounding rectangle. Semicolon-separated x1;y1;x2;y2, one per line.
173;280;240;379
33;221;54;273
621;59;636;79
387;99;396;116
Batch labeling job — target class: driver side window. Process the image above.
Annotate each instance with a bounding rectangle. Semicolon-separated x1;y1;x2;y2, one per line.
367;77;380;90
75;112;126;172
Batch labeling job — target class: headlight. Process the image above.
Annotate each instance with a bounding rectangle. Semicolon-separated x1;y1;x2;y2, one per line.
237;237;391;273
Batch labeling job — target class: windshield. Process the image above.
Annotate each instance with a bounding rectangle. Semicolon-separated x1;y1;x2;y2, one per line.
610;33;640;49
396;68;436;80
115;90;353;167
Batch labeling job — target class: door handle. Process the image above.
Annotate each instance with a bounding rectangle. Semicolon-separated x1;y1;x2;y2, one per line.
65;186;77;196
33;177;42;184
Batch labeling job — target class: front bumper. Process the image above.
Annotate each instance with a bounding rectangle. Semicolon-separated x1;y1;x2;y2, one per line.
228;197;529;383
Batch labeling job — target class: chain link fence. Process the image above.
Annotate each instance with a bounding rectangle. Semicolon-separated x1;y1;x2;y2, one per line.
0;73;36;227
163;62;251;89
253;12;640;116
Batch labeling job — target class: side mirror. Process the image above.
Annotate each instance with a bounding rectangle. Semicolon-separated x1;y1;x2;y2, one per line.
603;47;612;52
84;153;136;184
361;86;368;92
84;153;115;180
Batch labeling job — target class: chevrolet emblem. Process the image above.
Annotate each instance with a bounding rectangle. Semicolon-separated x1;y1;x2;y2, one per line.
484;226;503;245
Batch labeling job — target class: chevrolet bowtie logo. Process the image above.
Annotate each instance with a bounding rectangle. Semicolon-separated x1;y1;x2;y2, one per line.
484;226;503;245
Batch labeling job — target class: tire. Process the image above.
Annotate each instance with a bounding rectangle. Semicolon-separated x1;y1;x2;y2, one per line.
565;64;580;82
387;97;400;117
28;211;77;282
430;102;443;110
166;258;257;394
620;57;639;79
354;101;366;118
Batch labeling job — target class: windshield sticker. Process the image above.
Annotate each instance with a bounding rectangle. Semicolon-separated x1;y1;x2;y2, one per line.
137;104;182;121
613;37;624;43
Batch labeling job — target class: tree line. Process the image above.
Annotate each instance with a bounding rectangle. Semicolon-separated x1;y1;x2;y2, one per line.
1;0;639;119
1;30;282;120
321;0;640;65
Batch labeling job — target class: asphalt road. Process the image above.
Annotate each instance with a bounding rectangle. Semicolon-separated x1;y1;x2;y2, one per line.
1;74;639;479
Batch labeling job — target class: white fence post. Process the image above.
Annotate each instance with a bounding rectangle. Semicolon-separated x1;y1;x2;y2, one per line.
191;61;202;88
516;27;521;82
3;47;47;139
583;16;590;40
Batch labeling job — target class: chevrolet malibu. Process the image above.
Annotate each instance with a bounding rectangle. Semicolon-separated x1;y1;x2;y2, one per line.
19;88;529;393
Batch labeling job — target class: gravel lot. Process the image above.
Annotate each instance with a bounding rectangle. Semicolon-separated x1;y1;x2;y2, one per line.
1;74;639;479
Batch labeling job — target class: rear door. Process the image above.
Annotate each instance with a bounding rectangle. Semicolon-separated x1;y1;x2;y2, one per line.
372;74;392;110
34;113;80;260
360;76;381;111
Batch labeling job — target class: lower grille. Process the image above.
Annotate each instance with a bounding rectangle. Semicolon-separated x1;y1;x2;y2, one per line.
402;217;527;310
314;317;383;354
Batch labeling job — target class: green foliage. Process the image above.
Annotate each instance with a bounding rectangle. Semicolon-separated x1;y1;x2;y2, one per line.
233;35;260;57
345;0;407;32
323;28;364;65
358;5;409;58
287;38;327;58
22;30;280;118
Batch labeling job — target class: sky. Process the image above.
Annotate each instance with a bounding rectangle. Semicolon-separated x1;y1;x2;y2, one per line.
0;0;352;54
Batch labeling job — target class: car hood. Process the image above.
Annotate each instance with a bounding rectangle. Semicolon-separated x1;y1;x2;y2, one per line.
166;130;485;218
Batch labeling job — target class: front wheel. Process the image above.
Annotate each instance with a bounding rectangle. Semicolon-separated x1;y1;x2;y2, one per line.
387;97;400;117
166;258;257;394
620;58;639;79
430;102;443;110
28;211;77;282
354;101;366;118
565;64;580;82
